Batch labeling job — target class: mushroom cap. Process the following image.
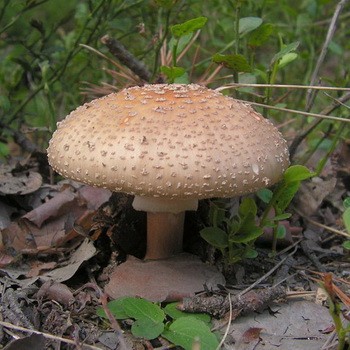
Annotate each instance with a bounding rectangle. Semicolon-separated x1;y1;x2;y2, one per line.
47;84;290;200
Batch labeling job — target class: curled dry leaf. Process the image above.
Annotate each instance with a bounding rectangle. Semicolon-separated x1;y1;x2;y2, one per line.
37;280;74;307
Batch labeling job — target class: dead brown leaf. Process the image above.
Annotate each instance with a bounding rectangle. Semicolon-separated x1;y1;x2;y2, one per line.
37;280;74;307
241;327;264;343
0;164;42;195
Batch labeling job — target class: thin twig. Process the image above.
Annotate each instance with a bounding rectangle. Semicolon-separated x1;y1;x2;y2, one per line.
289;91;350;158
215;293;232;350
0;321;103;350
247;101;350;123
101;35;152;82
218;83;350;92
236;245;298;298
306;0;349;111
295;209;350;238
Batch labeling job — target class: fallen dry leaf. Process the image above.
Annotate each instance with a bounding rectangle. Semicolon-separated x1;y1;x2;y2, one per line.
39;238;96;283
241;327;264;343
3;333;45;350
37;280;74;307
0;164;42;195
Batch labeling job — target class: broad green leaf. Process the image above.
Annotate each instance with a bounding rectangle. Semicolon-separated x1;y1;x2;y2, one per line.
230;212;263;243
160;66;186;81
174;71;189;84
96;297;129;319
200;227;228;249
343;207;350;233
171;17;207;39
343;197;350;209
230;226;263;243
122;297;165;324
209;202;226;227
257;188;273;203
239;197;257;217
243;247;258;259
0;95;11;112
274;181;300;213
131;318;164;340
278;52;298;69
0;142;9;158
342;240;350;250
248;23;274;47
162;316;219;350
168;33;193;56
276;224;286;239
239;17;263;36
212;53;251;72
272;213;292;221
164;303;211;323
283;165;315;183
271;41;300;65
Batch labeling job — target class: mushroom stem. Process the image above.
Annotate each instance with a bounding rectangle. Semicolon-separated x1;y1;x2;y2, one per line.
145;212;185;260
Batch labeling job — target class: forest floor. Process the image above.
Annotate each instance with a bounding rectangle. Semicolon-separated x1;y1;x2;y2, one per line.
0;141;349;350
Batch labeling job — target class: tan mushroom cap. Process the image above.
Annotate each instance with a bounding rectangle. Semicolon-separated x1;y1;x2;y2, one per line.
47;84;289;203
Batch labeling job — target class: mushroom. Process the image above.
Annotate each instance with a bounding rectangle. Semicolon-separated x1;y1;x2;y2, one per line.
47;84;290;262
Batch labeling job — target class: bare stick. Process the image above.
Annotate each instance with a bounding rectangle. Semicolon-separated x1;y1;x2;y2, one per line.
306;0;349;111
0;321;103;350
248;101;350;123
218;83;350;92
101;35;152;82
289;91;350;158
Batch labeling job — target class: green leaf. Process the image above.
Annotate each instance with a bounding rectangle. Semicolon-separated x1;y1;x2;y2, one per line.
278;52;298;69
239;197;257;217
200;227;228;249
248;23;274;47
276;224;286;239
243;247;258;259
257;188;273;203
212;53;251;72
160;66;186;81
343;207;350;233
271;41;300;65
274;181;300;213
132;318;164;340
283;165;315;183
209;201;226;227
168;33;193;56
0;95;11;112
122;297;165;324
171;17;208;39
272;213;292;221
342;240;350;250
239;17;263;36
343;197;350;209
96;297;129;319
163;303;211;323
230;212;263;243
162;316;219;350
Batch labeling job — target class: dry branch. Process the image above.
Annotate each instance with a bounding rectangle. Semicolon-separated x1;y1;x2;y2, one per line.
101;35;152;82
179;285;286;319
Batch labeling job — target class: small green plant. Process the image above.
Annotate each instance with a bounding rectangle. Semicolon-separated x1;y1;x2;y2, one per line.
342;197;350;250
97;297;219;350
200;165;314;263
160;16;208;83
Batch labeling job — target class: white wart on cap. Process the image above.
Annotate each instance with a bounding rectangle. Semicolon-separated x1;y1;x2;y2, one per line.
47;84;290;213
